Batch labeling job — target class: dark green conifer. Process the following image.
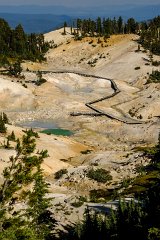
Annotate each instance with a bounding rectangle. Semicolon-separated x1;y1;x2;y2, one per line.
0;114;7;133
0;130;54;239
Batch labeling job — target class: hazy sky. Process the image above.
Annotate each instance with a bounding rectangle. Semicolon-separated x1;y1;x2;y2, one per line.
0;0;159;6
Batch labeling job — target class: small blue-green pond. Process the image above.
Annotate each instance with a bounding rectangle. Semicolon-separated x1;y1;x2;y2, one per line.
18;120;73;136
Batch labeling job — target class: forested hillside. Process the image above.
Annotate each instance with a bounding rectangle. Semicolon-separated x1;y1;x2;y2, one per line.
73;16;160;56
0;18;51;64
139;16;160;55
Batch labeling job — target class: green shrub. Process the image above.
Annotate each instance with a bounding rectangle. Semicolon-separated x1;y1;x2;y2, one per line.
79;196;87;202
147;70;160;83
8;60;22;77
123;171;159;197
7;131;16;141
120;177;132;188
90;188;115;202
135;164;146;175
97;38;102;44
0;114;7;133
81;149;92;154
22;128;39;138
71;201;84;208
152;60;160;66
135;66;140;70
71;196;87;208
74;35;83;41
89;40;93;44
54;169;68;179
2;139;12;149
22;83;27;88
2;112;9;124
128;109;135;117
148;227;160;240
87;168;112;183
35;71;47;86
137;114;143;119
0;55;9;67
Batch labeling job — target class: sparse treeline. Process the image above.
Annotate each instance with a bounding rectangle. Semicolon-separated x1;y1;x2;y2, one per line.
0;18;51;65
139;16;160;55
71;15;160;57
72;17;138;38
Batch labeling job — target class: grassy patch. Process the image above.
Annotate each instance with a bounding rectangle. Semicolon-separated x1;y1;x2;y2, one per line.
40;128;73;136
90;188;118;202
123;170;159;198
120;139;160;198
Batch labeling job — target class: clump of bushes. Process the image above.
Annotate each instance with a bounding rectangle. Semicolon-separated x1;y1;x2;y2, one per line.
2;112;9;124
22;128;39;138
54;168;68;179
71;201;83;208
0;112;8;133
1;138;13;149
90;188;117;202
152;60;160;66
120;177;132;188
22;83;27;88
135;44;141;52
35;71;47;86
81;149;92;154
128;108;136;117
71;196;87;208
87;168;112;183
87;58;98;67
8;60;23;78
89;40;93;44
137;114;143;119
74;35;83;41
135;66;141;70
7;131;16;141
147;70;160;83
0;55;9;68
97;38;102;44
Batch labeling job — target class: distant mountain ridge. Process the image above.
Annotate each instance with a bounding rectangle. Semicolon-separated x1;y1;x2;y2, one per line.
0;4;159;33
0;13;72;33
0;4;159;20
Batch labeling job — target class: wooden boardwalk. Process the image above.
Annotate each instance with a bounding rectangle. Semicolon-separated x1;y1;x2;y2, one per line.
31;69;146;124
